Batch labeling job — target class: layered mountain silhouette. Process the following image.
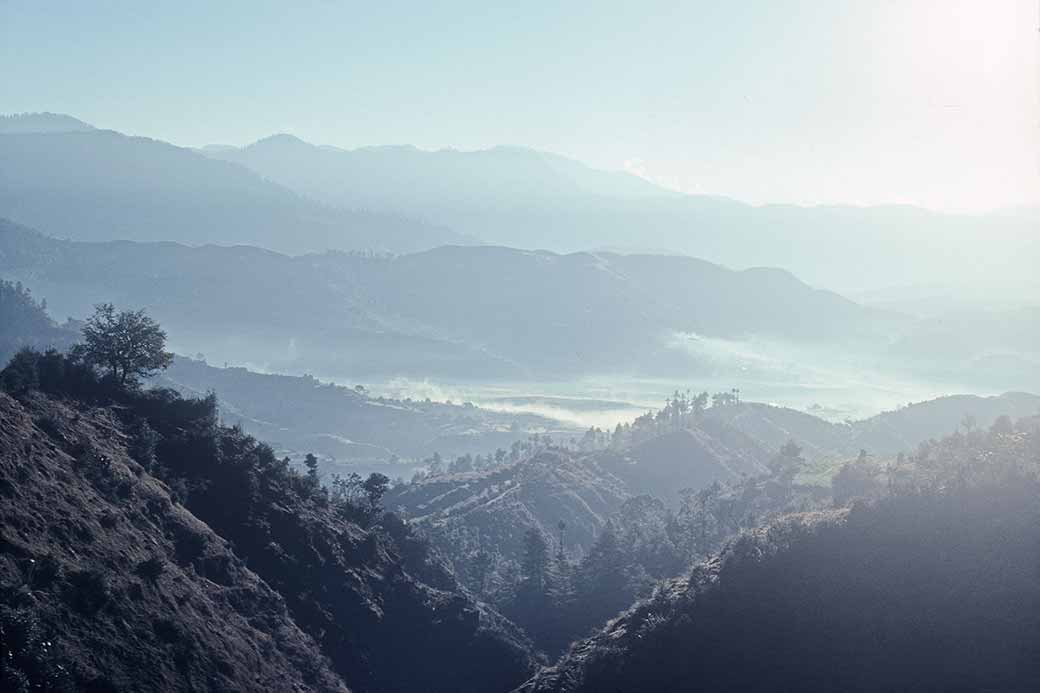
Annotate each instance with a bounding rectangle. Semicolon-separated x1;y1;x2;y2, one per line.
206;131;1037;293
1;114;1033;294
0;218;884;378
0;123;465;254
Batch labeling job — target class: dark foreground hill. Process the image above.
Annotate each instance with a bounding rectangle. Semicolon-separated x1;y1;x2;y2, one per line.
0;353;538;693
0;392;347;692
518;419;1040;693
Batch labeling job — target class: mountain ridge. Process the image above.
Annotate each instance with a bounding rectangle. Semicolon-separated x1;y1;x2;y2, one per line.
0;218;885;380
0;127;467;254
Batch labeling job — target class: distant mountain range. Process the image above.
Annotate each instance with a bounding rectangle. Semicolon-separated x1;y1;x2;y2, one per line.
1;113;1034;296
0;115;465;254
0;112;95;134
205;130;1038;294
0;218;886;380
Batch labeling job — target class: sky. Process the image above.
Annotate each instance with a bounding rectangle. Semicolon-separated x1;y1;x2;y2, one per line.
2;0;1037;213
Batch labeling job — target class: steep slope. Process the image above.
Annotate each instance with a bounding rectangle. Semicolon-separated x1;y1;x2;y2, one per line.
0;129;463;254
0;352;539;693
0;392;346;692
519;421;1040;692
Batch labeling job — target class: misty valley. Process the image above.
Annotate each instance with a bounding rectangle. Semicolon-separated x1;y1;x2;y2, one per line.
1;6;1039;689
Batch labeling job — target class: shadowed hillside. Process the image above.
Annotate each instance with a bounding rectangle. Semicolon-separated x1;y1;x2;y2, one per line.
518;418;1040;692
0;351;538;693
0;391;347;692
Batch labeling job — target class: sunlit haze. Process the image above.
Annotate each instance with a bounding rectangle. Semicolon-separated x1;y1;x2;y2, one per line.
4;3;1040;691
3;0;1037;212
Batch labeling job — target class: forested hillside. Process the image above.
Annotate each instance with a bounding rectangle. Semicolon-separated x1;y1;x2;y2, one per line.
0;277;75;365
385;397;813;656
0;350;537;692
519;416;1040;692
0;391;347;691
3;243;1038;691
4;5;1038;690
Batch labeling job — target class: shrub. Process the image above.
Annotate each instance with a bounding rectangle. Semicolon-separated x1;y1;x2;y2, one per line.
128;420;160;471
64;569;109;614
0;606;70;691
0;348;39;395
135;556;165;583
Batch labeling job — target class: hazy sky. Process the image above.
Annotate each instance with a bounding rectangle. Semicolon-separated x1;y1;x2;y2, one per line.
3;0;1037;212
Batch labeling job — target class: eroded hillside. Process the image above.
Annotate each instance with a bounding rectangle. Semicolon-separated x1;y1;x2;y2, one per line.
0;353;539;693
0;392;347;691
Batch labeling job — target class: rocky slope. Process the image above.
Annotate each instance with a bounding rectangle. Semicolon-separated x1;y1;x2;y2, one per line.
0;355;539;693
0;391;347;692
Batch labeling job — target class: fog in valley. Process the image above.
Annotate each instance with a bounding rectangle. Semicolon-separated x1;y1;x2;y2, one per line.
1;2;1038;692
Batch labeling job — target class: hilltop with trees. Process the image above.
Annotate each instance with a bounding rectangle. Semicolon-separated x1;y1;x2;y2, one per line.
0;314;537;692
